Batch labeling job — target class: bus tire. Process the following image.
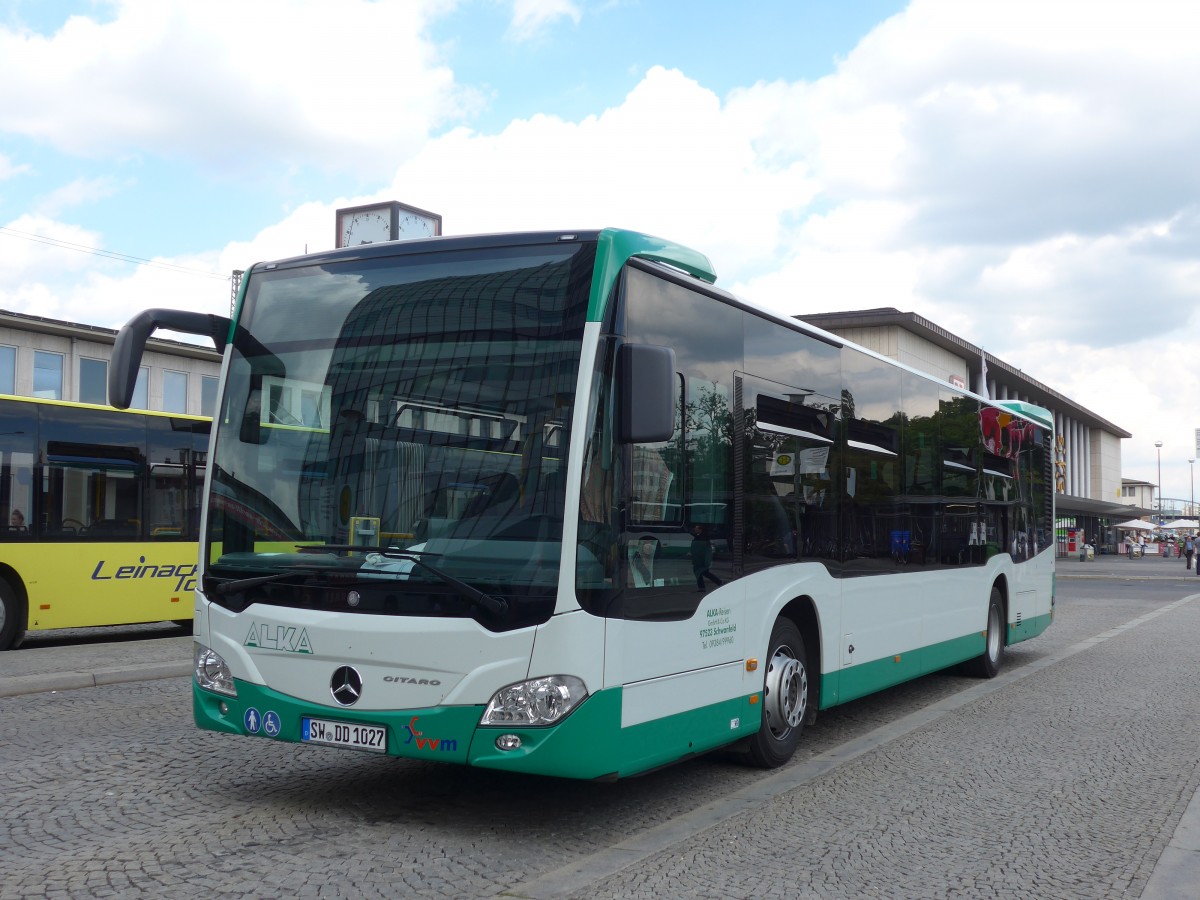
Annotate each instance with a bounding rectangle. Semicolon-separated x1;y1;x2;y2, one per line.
746;617;809;768
0;578;26;651
965;586;1005;678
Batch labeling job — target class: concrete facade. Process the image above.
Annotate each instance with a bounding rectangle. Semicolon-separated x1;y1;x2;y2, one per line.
1119;479;1155;511
0;309;222;416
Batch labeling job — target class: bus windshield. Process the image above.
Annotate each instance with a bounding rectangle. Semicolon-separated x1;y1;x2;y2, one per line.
206;240;595;627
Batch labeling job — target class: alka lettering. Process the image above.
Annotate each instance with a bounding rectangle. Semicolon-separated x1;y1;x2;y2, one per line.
700;605;737;649
91;557;197;594
243;623;314;654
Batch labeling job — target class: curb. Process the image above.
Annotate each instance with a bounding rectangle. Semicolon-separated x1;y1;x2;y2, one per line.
0;661;191;698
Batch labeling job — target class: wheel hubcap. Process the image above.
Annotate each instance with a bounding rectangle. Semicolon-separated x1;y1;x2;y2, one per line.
764;645;807;738
987;604;1001;660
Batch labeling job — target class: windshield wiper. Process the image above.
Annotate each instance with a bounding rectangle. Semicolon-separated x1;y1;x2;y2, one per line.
205;567;323;596
297;545;509;617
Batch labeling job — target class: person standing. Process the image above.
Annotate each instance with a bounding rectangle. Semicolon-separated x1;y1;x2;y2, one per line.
629;536;658;588
1186;534;1195;570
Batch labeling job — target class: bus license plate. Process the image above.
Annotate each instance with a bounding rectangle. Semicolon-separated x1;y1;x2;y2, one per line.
302;717;387;753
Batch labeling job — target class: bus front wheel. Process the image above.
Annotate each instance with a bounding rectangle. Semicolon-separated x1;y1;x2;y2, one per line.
747;617;809;768
0;578;25;651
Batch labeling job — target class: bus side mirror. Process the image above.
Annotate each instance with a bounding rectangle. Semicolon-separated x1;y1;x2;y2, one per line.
617;343;676;444
110;309;230;409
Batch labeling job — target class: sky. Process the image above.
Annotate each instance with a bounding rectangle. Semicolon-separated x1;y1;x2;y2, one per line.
1;0;1199;505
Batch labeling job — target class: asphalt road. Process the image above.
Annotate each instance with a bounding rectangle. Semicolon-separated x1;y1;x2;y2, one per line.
1;556;1198;899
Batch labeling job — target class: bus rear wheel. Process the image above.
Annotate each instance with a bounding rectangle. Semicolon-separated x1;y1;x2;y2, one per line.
0;578;25;651
964;587;1005;678
746;617;809;768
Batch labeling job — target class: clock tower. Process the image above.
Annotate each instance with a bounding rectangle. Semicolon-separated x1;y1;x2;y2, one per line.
335;201;443;248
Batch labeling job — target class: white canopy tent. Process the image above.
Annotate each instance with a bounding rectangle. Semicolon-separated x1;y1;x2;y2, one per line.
1116;519;1156;531
1161;519;1199;530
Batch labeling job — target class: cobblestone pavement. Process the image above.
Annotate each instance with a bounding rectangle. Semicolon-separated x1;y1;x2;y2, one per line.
535;593;1200;899
1;573;1198;899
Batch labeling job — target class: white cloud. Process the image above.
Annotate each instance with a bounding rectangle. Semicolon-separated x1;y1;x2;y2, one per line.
0;216;111;281
0;151;32;180
34;176;124;218
507;0;582;42
0;0;475;178
0;213;230;332
381;66;818;277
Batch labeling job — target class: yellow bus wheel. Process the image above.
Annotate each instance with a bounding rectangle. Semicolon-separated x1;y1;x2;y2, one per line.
0;578;26;651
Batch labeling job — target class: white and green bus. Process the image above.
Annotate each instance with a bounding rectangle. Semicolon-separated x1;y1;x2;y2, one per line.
110;228;1054;780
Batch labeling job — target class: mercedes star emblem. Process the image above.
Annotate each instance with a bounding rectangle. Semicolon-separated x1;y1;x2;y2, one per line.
330;665;363;706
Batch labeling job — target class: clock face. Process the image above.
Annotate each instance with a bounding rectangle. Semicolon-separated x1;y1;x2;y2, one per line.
340;209;393;247
397;212;438;238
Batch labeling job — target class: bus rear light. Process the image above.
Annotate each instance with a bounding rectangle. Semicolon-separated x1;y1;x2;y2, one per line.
480;675;587;727
194;644;237;697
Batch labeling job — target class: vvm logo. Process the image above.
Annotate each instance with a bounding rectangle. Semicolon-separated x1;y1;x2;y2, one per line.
403;716;458;752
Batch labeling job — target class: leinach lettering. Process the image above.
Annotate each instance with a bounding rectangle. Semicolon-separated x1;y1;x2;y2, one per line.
91;557;198;594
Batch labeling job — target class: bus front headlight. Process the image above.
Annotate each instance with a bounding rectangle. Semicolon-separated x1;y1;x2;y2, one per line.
194;644;236;697
480;675;587;726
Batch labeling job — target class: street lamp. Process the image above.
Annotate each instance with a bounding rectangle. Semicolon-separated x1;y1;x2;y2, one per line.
1190;458;1195;518
1155;440;1163;521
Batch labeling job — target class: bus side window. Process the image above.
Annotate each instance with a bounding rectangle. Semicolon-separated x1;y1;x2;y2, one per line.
0;400;37;541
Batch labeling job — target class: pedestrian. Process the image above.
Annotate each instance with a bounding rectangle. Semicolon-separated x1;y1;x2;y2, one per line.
691;524;723;593
1186;534;1195;570
629;535;658;588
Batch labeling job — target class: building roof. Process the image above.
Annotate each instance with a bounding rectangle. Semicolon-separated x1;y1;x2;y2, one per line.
1056;493;1152;519
0;308;221;362
799;308;1132;439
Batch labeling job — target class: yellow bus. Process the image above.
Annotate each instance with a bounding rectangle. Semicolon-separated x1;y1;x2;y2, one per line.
0;394;210;649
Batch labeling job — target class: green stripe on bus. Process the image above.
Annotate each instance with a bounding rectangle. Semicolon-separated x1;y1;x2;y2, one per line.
469;688;760;780
1009;612;1052;643
822;612;1054;707
196;680;762;780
